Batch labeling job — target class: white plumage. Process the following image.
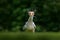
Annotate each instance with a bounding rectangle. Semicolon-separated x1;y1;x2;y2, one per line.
23;21;36;30
23;11;36;32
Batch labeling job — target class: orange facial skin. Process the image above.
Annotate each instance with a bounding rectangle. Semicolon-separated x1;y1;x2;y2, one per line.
28;11;34;16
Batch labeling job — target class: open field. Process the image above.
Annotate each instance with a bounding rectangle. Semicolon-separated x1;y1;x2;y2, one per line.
0;32;60;40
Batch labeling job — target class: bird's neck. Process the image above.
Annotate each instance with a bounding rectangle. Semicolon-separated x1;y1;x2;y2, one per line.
28;16;33;22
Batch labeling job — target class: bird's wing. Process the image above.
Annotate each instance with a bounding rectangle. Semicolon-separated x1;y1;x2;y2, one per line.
33;22;36;28
23;22;28;30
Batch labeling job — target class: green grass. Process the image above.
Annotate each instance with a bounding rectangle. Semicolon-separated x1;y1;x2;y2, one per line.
0;32;60;40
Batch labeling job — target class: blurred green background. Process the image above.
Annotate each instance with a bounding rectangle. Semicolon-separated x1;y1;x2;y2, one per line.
0;0;60;40
0;0;60;32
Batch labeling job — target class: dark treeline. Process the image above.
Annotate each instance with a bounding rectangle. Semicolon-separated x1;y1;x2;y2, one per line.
0;0;60;32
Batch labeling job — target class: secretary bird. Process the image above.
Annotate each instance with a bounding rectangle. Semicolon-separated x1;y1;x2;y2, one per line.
23;11;36;32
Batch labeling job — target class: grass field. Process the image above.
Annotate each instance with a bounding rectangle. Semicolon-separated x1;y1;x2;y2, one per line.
0;32;60;40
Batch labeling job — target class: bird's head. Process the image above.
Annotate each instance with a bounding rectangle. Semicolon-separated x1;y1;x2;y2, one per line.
28;11;34;16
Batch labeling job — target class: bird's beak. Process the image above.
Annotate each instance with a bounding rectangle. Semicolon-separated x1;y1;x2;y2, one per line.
30;13;33;16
